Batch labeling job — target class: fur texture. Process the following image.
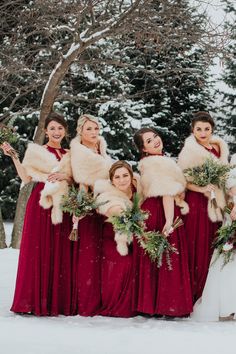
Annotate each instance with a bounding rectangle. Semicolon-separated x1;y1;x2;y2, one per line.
23;143;72;224
94;174;141;256
138;156;189;214
178;134;229;222
226;154;236;190
70;135;112;186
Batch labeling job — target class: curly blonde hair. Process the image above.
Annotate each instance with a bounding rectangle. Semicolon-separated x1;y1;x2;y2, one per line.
76;114;100;135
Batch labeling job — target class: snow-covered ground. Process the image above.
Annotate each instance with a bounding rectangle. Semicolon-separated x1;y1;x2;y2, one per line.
1;223;236;354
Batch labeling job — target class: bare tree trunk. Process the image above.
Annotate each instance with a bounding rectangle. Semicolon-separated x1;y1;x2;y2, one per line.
10;182;34;249
0;208;7;249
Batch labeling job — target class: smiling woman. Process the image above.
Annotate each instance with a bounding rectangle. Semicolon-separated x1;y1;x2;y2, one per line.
132;127;193;317
178;111;229;303
0;112;76;316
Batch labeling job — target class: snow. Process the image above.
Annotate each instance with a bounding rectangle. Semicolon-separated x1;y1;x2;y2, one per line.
1;223;236;354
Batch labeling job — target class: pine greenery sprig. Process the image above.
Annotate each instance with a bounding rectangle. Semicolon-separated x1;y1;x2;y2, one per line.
213;207;236;266
183;157;231;190
0;124;19;159
61;185;107;218
139;217;183;270
108;193;182;270
108;193;148;244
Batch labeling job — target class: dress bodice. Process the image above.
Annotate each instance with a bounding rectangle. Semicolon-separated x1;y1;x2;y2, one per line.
204;146;220;159
46;145;67;161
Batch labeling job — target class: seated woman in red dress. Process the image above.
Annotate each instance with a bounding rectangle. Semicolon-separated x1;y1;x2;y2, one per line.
178;111;229;303
132;127;192;317
94;160;141;317
1;112;76;316
70;114;112;316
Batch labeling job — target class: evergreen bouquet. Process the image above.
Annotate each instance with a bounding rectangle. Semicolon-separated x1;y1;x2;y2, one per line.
0;124;19;159
141;217;183;270
183;157;230;208
213;206;236;266
108;193;182;269
61;185;107;241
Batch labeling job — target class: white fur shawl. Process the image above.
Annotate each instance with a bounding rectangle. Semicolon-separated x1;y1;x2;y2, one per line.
138;155;189;214
178;134;229;170
178;135;229;222
94;174;141;256
23;143;72;224
70;136;112;186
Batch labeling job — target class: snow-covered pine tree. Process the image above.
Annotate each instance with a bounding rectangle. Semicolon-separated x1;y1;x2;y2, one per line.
218;0;236;153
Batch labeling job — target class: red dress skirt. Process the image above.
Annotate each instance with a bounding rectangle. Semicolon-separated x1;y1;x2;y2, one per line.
133;197;193;317
11;148;76;316
97;220;136;317
76;211;103;316
184;191;220;303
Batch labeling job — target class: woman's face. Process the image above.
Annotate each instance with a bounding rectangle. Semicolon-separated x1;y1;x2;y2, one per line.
45;120;66;144
81;120;100;145
192;121;213;145
112;167;132;192
142;132;163;155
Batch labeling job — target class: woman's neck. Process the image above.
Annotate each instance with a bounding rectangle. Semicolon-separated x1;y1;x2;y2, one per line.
46;141;62;149
124;187;133;199
82;140;98;151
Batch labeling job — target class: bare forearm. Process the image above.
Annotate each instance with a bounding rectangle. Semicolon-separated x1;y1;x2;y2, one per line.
162;195;174;224
12;157;31;184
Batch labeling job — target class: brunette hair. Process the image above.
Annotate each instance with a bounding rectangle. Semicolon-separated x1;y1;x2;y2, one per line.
109;160;133;182
44;112;68;131
133;127;160;157
191;111;215;131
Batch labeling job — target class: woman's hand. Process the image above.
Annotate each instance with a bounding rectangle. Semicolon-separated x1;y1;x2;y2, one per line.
162;220;173;237
47;172;67;182
0;142;16;157
230;205;236;221
107;205;124;217
200;184;216;196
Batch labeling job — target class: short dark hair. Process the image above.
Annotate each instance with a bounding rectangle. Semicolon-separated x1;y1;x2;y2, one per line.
133;127;160;157
191;111;215;131
44;112;68;131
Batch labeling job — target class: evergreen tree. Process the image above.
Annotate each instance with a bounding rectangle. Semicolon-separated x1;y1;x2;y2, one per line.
218;0;236;153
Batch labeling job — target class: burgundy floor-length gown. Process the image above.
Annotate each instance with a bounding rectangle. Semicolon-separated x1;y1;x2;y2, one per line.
184;146;221;303
76;211;103;316
11;146;77;316
133;197;193;317
97;220;136;317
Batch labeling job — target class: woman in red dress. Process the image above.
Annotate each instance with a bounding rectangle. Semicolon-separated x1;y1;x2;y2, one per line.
132;127;192;317
1;112;76;316
70;114;112;316
94;161;140;317
178;111;229;303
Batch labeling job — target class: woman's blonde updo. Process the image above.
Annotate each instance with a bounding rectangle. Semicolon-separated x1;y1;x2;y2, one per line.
76;114;100;135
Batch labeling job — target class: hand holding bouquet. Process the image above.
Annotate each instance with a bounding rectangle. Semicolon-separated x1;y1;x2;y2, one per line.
61;185;107;241
0;125;19;159
184;157;230;209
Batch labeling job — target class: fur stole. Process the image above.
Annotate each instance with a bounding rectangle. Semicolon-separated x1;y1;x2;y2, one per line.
138;156;189;215
70;135;112;186
23;143;72;224
178;134;229;170
178;135;229;222
94;174;142;256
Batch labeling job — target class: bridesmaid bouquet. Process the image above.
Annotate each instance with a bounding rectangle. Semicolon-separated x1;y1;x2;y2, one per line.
183;157;230;208
0;124;19;159
109;193;181;269
61;186;107;241
140;217;183;270
108;193;148;256
213;207;236;266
